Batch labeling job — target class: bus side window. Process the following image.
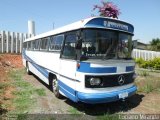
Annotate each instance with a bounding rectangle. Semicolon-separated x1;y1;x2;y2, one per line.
50;36;56;51
49;35;63;51
27;41;31;50
23;42;27;50
40;38;49;51
31;41;35;50
34;39;40;50
55;35;63;50
61;34;76;59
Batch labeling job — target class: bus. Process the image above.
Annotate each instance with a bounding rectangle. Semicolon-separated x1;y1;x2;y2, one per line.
22;17;137;104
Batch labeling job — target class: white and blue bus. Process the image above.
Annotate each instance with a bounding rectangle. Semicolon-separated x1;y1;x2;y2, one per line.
22;17;137;104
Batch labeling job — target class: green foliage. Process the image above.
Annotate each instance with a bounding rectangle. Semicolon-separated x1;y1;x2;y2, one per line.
135;58;145;65
135;57;160;70
150;38;160;51
152;58;160;70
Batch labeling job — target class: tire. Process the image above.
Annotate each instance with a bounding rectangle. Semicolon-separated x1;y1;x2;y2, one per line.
51;77;62;98
26;62;32;75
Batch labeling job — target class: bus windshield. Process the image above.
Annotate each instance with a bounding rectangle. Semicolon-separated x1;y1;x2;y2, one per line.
81;29;133;60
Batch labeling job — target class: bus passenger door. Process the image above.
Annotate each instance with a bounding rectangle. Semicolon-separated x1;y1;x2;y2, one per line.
59;33;78;102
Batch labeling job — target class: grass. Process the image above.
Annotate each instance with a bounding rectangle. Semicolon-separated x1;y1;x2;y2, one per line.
0;83;9;94
8;68;46;114
34;88;46;96
138;81;154;93
136;69;160;94
137;70;149;77
0;83;9;89
68;106;121;120
96;114;119;120
68;107;81;114
0;76;11;114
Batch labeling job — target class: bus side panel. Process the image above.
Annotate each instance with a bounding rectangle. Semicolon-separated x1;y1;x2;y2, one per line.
28;61;49;84
23;50;60;85
58;59;77;102
22;57;27;67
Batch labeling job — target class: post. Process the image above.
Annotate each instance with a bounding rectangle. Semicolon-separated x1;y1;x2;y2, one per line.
11;32;14;53
15;33;18;53
1;31;5;53
20;33;23;53
6;31;10;53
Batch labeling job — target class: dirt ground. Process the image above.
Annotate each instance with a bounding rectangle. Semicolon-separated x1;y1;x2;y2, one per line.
0;54;160;116
0;54;23;114
23;72;160;115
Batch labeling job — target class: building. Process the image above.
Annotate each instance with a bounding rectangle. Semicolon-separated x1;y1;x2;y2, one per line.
132;40;150;50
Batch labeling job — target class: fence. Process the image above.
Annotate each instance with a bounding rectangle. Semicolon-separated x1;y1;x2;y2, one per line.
0;30;31;53
132;49;160;60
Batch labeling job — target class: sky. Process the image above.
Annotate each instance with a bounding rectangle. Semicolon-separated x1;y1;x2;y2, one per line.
0;0;160;44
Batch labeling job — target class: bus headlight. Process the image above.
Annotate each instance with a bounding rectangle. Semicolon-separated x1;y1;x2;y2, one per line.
90;78;101;86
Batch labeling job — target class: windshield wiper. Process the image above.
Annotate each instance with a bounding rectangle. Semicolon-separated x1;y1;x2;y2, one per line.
102;56;116;60
117;57;132;60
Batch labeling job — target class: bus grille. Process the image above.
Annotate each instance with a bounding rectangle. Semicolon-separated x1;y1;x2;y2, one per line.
85;73;134;88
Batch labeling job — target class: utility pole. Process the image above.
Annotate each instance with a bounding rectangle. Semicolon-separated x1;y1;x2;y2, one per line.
53;22;55;30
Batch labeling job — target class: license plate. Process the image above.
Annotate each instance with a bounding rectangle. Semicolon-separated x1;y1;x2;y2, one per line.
118;92;128;99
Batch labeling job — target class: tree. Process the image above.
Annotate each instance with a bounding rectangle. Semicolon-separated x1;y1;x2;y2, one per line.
150;38;160;51
93;0;120;18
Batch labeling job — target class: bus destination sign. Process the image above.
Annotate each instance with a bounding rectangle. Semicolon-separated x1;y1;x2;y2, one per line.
104;21;129;31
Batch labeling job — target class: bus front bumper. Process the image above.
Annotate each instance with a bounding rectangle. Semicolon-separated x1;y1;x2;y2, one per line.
77;85;137;104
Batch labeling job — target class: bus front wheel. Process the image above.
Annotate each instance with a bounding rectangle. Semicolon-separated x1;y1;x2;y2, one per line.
51;77;62;98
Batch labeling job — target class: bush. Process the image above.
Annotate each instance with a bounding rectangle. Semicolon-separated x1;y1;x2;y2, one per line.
135;58;145;65
135;57;160;70
153;58;160;70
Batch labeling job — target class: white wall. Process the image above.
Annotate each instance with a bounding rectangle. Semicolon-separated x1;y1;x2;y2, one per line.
0;30;31;53
132;49;160;60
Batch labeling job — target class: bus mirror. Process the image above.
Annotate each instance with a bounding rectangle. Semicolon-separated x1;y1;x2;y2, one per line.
76;31;82;49
75;39;82;49
132;40;137;49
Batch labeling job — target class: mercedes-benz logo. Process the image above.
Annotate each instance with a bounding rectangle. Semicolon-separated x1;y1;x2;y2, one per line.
118;75;125;85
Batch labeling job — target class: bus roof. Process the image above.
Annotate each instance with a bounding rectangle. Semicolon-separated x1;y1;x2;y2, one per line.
24;16;134;42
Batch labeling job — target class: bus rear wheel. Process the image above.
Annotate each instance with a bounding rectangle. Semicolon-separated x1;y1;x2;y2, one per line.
51;77;62;98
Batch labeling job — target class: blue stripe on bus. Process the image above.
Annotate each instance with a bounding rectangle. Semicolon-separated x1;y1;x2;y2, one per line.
23;50;79;82
31;62;48;78
126;66;134;72
77;85;137;104
23;51;49;78
77;62;117;73
57;78;137;104
58;80;78;102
